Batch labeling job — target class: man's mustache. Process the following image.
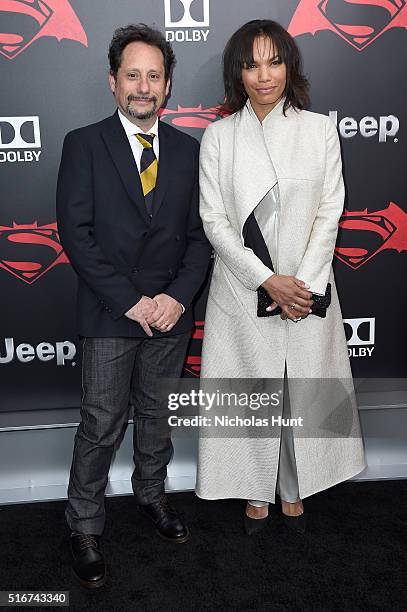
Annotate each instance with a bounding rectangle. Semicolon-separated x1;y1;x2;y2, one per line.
128;95;157;103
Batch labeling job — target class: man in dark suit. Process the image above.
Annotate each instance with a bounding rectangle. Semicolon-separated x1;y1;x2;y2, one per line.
56;24;211;589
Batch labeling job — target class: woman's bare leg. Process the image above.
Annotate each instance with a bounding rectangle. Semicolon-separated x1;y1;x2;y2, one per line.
246;500;269;519
281;499;304;516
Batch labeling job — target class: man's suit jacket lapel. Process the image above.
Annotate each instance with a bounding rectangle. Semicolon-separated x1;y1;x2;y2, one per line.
101;111;150;224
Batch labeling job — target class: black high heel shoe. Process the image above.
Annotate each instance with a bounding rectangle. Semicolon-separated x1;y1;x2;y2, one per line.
280;498;306;535
281;512;307;535
243;504;270;536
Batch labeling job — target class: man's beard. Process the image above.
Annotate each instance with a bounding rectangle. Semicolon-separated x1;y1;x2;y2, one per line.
127;95;158;121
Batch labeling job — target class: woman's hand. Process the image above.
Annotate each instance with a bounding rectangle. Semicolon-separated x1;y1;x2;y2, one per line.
262;274;313;322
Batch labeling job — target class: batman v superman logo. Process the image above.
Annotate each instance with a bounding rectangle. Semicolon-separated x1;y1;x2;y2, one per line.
288;0;407;50
335;202;407;268
0;205;405;283
0;222;70;284
0;0;87;60
159;105;227;129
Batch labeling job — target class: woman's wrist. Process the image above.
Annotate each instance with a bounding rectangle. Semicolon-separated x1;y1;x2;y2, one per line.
261;273;277;291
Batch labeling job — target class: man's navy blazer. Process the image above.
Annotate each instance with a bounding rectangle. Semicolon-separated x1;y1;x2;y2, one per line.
56;111;212;337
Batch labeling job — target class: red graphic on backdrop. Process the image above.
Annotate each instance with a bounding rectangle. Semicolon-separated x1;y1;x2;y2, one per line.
183;321;204;377
288;0;407;50
0;0;88;60
160;105;227;129
335;202;407;269
0;222;70;283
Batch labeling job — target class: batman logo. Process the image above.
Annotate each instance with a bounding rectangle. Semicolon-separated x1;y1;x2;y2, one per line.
0;221;70;283
288;0;407;51
335;202;407;268
0;0;88;60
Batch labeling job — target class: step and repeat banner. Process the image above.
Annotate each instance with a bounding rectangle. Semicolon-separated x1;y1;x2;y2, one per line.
0;0;406;412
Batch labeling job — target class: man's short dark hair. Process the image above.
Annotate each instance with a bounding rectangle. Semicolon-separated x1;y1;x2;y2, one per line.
109;24;176;81
221;20;310;116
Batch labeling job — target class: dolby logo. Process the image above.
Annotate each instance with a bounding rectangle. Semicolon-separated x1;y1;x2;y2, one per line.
0;117;42;163
344;318;375;358
164;0;210;43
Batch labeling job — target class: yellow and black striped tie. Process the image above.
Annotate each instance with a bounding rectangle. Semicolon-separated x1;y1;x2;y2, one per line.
136;133;157;218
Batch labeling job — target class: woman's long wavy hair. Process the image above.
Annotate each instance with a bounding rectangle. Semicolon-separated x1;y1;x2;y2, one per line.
221;20;310;116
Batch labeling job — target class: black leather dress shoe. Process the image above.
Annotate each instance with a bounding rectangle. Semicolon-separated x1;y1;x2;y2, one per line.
138;495;189;543
70;532;107;589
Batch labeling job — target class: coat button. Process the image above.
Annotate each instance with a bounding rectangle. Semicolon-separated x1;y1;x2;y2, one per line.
168;269;173;277
175;234;180;241
133;268;139;273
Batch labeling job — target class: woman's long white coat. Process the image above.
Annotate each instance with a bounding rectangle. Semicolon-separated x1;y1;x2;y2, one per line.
196;100;366;502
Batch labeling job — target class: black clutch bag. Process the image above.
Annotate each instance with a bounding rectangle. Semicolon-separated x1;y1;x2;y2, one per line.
257;283;331;318
241;211;332;320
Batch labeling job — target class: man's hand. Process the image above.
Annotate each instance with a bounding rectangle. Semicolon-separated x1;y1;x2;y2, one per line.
125;297;158;337
147;293;183;332
262;275;313;322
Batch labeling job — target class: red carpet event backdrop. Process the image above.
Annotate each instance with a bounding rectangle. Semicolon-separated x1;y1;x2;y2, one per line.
0;0;406;412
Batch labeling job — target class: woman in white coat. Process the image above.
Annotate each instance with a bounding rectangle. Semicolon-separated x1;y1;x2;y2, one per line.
196;20;366;535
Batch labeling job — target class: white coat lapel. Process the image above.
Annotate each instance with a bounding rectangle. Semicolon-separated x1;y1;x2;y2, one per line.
232;100;280;233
